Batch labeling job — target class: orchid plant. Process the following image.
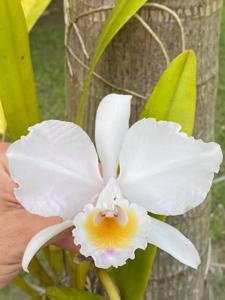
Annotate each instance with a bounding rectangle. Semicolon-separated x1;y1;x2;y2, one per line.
7;93;222;274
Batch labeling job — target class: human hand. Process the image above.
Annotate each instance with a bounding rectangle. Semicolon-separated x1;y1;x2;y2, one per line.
0;143;78;288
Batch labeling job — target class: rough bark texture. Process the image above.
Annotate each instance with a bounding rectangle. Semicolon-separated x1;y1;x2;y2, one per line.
64;0;223;299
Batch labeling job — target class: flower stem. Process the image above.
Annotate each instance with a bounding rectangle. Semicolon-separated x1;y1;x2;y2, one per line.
96;268;121;300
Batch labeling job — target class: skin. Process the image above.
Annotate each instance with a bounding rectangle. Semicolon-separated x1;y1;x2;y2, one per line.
0;143;78;288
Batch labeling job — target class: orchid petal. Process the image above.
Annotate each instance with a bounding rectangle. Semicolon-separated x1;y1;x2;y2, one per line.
95;94;131;181
148;217;200;269
22;220;73;272
118;118;223;215
7;120;103;220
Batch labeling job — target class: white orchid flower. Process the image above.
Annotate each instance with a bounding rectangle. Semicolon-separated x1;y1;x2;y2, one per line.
7;94;222;271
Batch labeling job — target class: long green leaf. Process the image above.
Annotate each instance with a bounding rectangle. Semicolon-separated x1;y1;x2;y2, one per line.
76;0;148;125
0;0;40;141
21;0;52;31
110;249;155;300
109;215;164;300
46;287;105;300
44;246;64;281
141;50;197;135
110;50;197;300
0;102;7;137
0;0;51;137
67;253;90;290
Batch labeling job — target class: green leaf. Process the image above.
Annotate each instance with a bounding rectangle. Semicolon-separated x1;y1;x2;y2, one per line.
109;215;165;300
110;50;197;300
0;0;51;137
21;0;53;31
13;276;42;300
0;0;40;141
110;248;155;300
44;245;64;277
67;253;90;290
0;102;7;137
141;50;197;135
29;257;55;287
96;268;121;300
46;287;105;300
76;0;148;125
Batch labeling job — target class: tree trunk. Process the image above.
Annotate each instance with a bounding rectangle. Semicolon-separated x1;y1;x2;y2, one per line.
64;0;223;299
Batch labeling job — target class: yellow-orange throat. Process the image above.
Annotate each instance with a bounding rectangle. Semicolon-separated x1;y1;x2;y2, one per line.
85;209;139;250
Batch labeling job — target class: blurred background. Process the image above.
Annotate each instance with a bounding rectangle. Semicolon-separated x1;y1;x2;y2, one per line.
0;0;224;298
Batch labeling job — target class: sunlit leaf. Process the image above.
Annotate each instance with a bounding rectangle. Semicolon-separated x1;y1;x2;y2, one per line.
21;0;52;31
46;287;105;300
44;246;64;279
141;50;197;135
0;0;40;141
0;0;50;138
67;253;90;290
110;50;197;300
109;215;164;300
0;102;7;138
76;0;148;125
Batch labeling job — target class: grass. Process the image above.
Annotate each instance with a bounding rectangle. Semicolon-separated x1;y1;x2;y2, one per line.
0;1;225;299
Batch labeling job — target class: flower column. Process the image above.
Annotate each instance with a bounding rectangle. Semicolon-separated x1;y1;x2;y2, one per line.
64;0;223;299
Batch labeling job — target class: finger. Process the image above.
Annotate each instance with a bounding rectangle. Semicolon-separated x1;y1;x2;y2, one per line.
0;143;18;207
0;170;17;198
0;143;10;173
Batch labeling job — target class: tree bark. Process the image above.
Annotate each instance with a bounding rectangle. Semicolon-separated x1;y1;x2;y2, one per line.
64;0;223;299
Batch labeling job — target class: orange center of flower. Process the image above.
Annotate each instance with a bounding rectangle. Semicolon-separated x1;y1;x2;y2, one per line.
85;209;139;250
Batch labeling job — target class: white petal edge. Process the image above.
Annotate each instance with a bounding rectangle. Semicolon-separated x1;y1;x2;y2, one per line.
118;118;223;215
148;216;200;269
73;202;150;269
95;94;131;181
7;120;103;220
22;220;73;272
